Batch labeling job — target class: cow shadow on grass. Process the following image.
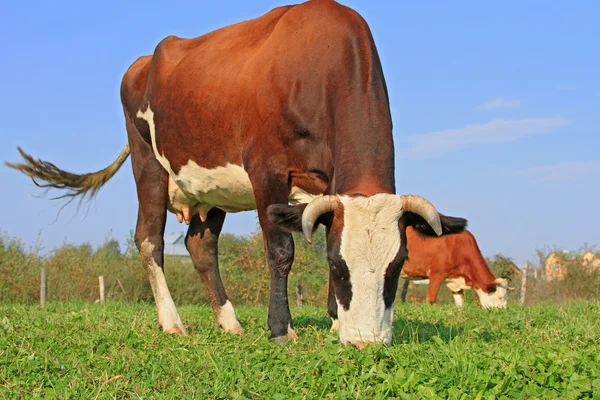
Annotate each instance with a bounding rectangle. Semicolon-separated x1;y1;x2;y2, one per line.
293;314;332;331
392;318;464;344
292;314;468;345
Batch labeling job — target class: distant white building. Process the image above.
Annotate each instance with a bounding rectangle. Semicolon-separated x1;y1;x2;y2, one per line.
164;232;188;256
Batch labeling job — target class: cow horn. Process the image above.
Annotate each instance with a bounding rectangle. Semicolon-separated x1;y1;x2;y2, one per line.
302;195;338;243
399;195;443;236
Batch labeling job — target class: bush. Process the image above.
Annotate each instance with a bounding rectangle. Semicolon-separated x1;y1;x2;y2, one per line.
1;229;598;308
0;228;330;307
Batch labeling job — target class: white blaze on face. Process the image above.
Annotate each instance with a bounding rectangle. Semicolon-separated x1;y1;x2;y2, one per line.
336;194;404;346
476;279;508;309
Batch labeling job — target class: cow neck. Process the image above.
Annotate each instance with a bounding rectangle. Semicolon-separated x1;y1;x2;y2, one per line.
330;136;396;197
461;252;497;291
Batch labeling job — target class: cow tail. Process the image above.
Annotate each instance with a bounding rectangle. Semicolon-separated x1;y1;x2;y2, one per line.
5;143;131;203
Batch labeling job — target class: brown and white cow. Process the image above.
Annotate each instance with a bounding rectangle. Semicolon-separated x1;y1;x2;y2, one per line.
399;228;511;308
6;0;466;347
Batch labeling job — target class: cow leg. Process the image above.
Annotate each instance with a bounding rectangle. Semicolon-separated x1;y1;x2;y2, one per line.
185;209;244;334
451;289;465;307
400;280;410;303
426;274;445;305
134;159;185;335
326;271;340;332
251;174;297;342
262;219;297;342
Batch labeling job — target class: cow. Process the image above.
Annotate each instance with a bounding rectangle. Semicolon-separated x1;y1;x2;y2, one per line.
398;228;512;308
5;0;466;347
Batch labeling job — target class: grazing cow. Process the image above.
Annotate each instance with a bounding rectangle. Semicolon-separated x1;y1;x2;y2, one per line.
398;228;511;308
6;0;466;347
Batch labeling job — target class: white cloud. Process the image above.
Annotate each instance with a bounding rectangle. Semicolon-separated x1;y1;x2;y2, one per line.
400;116;570;160
478;97;521;111
515;160;600;182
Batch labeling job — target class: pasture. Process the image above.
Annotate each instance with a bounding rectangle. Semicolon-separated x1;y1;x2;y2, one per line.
2;301;599;399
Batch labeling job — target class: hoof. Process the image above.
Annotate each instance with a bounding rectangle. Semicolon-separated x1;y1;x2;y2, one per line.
270;336;290;346
216;322;245;335
215;301;244;334
346;340;369;350
287;327;299;342
226;325;245;335
329;318;340;333
163;325;187;335
269;327;299;345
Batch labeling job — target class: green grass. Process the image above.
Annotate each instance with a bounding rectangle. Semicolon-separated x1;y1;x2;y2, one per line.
1;301;599;399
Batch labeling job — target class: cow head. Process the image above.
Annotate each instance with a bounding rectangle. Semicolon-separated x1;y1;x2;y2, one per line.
477;278;511;308
269;193;446;348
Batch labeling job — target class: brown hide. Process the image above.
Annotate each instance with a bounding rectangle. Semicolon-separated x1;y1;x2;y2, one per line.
123;1;395;198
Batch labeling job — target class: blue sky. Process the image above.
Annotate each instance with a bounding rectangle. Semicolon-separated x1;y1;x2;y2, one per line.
1;0;598;267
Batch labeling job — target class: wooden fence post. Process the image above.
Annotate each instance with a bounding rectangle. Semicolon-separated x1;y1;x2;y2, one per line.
40;268;47;307
296;285;303;308
116;279;128;302
99;276;105;304
520;263;529;306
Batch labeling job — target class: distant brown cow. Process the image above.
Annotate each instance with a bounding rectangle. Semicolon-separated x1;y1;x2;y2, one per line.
399;227;512;308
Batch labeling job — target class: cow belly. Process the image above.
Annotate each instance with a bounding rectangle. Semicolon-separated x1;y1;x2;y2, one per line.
167;161;318;216
400;267;430;280
168;161;256;214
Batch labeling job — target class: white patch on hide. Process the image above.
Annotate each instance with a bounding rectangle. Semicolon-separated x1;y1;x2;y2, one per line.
173;161;257;213
446;278;472;307
167;162;322;216
136;106;176;176
140;239;185;334
445;277;471;293
336;193;404;346
216;300;244;334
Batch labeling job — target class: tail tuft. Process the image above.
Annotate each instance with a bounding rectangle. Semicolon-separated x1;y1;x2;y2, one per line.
5;143;131;204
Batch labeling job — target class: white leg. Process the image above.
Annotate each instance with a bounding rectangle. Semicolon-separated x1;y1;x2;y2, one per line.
141;239;186;334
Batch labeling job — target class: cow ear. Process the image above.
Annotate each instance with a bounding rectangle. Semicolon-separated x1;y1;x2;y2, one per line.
267;203;308;233
486;283;497;294
401;212;467;237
